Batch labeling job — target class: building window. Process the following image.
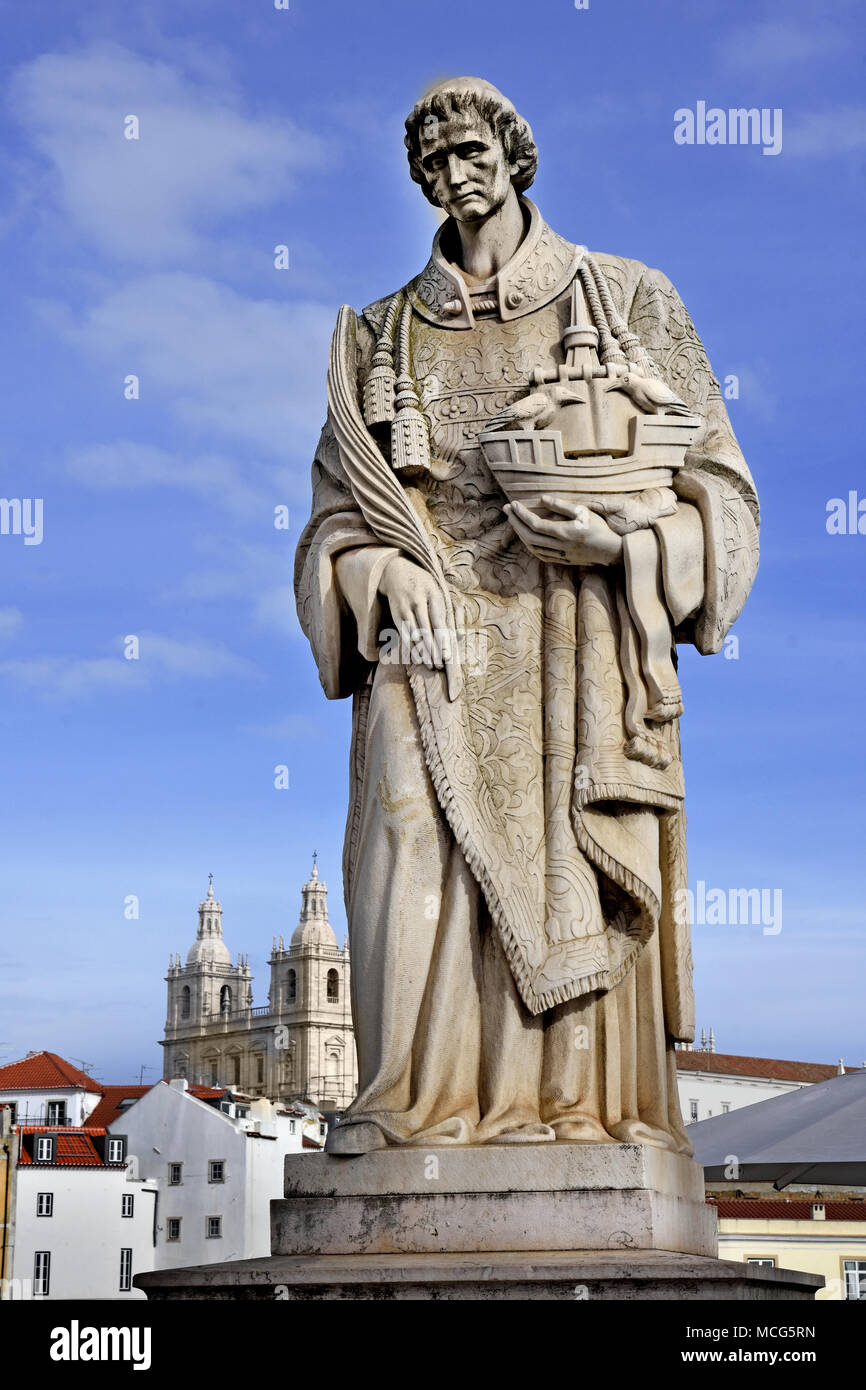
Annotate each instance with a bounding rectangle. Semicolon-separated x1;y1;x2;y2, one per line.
721;1102;731;1113
35;1136;54;1162
122;1194;134;1218
208;1160;225;1184
220;984;233;1015
746;1257;776;1267
689;1100;698;1123
230;1055;241;1087
34;1251;51;1296
46;1101;66;1125
166;1218;181;1242
36;1192;53;1217
319;1123;326;1138
289;1119;296;1134
255;1053;265;1084
206;1216;222;1239
326;969;339;1002
119;1248;133;1292
844;1260;866;1300
180;985;191;1019
287;969;297;1002
107;1138;125;1163
168;1162;183;1185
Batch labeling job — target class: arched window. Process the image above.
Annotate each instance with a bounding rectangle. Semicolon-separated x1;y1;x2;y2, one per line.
327;1051;340;1080
287;969;297;1002
219;984;232;1015
326;969;339;1002
180;985;191;1019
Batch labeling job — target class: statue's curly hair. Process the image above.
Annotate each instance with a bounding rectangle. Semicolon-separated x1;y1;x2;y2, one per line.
404;87;538;207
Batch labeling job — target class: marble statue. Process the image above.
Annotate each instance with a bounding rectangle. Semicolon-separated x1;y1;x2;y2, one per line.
295;77;759;1155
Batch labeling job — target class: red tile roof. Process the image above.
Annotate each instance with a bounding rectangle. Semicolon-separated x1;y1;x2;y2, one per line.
711;1199;866;1222
88;1081;229;1126
86;1085;151;1126
17;1127;121;1168
676;1052;857;1084
0;1051;101;1094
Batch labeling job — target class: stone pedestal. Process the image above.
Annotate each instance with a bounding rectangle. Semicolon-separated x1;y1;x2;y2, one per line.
135;1142;822;1300
273;1142;717;1258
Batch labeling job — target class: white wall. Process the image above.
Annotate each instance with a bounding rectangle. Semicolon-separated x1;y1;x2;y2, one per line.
0;1087;100;1126
11;1167;153;1300
111;1082;319;1269
677;1071;806;1124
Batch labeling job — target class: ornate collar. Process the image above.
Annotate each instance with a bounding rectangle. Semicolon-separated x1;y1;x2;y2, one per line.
408;198;584;329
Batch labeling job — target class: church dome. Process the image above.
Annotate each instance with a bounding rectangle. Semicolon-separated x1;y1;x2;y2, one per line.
186;879;233;967
290;856;338;949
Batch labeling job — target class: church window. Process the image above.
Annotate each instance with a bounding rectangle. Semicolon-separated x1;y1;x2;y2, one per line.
220;984;233;1015
326;969;339;1002
288;969;297;1001
180;986;191;1019
255;1054;265;1084
230;1055;241;1086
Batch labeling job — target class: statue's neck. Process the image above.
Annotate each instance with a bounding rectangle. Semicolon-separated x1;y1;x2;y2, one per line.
450;188;527;281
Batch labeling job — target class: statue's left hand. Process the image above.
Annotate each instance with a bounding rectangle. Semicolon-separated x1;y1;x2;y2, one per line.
505;495;623;566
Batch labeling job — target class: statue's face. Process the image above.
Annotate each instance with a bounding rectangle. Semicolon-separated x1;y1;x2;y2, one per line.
418;113;516;222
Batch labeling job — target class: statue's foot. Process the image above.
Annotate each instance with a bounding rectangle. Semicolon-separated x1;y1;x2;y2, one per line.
608;1118;680;1152
550;1116;617;1143
324;1121;387;1155
485;1122;556;1144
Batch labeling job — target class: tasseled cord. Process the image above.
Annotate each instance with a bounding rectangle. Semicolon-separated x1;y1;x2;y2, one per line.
389;299;432;478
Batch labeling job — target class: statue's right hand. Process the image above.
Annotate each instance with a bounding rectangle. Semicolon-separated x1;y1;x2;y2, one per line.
377;556;451;670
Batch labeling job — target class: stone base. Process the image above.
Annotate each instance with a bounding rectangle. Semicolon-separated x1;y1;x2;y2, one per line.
136;1249;823;1301
134;1144;823;1301
273;1142;717;1258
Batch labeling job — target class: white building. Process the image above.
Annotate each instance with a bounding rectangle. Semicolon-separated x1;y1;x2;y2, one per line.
0;1051;102;1127
676;1042;855;1124
5;1124;152;1301
162;861;357;1111
108;1077;325;1269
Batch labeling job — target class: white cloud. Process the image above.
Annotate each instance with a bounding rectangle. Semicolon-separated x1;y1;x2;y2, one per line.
9;41;331;264
0;632;258;699
166;539;300;636
48;273;333;459
248;714;325;741
67;440;275;515
722;20;847;71
0;607;24;638
785;108;866;156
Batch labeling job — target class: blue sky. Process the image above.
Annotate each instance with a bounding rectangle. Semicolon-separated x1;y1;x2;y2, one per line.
0;0;863;1084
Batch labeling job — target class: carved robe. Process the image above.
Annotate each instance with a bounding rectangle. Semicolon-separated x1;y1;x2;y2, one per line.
295;199;759;1149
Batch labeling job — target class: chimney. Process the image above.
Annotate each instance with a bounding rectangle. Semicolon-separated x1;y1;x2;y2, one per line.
169;1077;189;1092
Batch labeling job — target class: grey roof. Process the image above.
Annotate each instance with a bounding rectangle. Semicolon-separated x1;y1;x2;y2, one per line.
689;1069;866;1186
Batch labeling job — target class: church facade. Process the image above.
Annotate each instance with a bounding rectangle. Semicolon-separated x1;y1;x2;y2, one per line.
161;860;357;1112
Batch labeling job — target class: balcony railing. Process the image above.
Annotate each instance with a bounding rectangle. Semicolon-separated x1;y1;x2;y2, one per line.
2;1110;71;1127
